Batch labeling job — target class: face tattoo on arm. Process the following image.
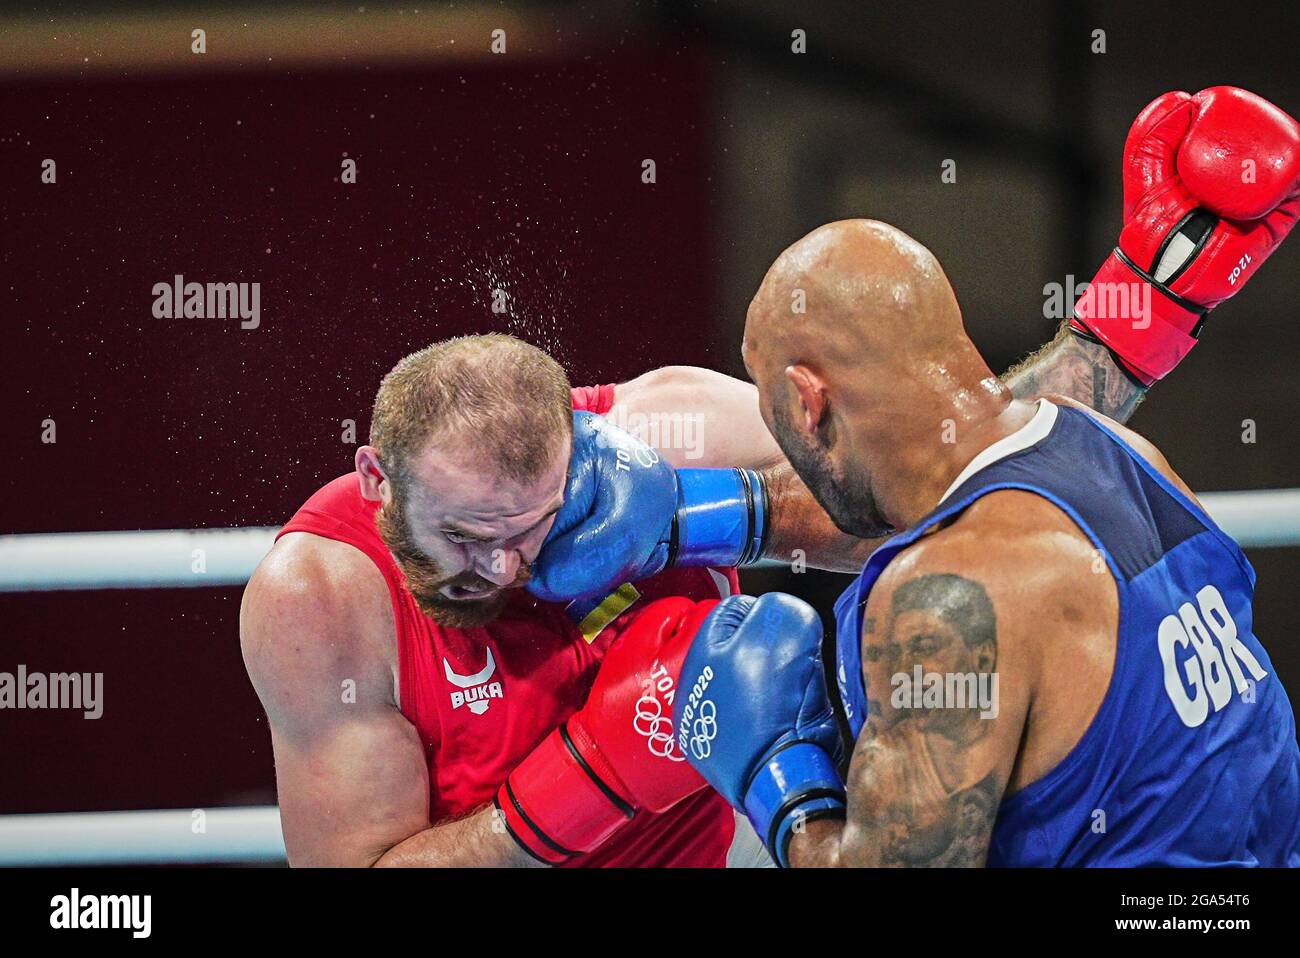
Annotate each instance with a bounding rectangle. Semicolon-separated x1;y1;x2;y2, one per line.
850;573;1004;867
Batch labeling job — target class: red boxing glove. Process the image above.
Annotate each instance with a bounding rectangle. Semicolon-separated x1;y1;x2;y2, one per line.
494;597;716;864
1072;86;1300;385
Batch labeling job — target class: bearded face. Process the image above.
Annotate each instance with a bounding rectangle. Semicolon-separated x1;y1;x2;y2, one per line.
375;487;531;629
768;399;895;540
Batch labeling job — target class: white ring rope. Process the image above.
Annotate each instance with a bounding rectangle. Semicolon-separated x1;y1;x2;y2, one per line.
1190;488;1300;548
0;489;1297;592
0;526;280;592
0;806;286;866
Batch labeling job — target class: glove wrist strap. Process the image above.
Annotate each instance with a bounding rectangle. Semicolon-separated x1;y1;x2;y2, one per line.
742;741;846;868
1071;249;1206;385
669;468;769;568
495;720;635;865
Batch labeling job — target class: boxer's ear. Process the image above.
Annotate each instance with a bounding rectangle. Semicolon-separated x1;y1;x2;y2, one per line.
785;364;828;432
355;446;389;502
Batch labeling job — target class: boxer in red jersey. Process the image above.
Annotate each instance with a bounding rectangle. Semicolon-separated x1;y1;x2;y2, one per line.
240;334;809;866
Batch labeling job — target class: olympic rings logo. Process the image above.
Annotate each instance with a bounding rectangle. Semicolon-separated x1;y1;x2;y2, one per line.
634;689;685;762
688;700;717;760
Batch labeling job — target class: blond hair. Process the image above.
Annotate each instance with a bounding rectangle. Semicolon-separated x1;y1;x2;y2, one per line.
370;334;572;487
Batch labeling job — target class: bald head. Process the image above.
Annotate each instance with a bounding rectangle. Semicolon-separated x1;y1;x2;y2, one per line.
744;219;965;383
741;220;1009;539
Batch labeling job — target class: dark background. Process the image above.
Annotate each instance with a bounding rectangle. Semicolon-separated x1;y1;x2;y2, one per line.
2;0;1297;814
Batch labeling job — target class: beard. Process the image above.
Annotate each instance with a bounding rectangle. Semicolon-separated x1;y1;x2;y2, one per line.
768;401;896;540
374;492;530;629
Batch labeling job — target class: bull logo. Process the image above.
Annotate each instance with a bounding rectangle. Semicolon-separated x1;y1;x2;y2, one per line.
443;649;504;716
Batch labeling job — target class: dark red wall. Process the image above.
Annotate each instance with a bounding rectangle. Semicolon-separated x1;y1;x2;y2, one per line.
1;49;715;813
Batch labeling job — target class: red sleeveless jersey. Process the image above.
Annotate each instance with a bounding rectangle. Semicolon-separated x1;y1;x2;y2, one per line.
277;385;738;867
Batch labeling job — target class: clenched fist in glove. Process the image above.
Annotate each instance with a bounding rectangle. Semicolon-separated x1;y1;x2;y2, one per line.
675;593;847;868
494;597;716;864
1072;86;1300;385
528;411;769;603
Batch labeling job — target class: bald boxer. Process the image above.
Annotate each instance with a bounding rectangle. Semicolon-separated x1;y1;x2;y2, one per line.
675;88;1300;867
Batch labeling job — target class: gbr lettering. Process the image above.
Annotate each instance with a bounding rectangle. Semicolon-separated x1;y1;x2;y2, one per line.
1158;584;1267;728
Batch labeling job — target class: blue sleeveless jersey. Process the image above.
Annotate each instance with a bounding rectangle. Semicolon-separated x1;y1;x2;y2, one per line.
833;401;1300;866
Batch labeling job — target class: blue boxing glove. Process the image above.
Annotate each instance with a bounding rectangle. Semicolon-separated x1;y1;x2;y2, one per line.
527;411;769;602
675;592;847;868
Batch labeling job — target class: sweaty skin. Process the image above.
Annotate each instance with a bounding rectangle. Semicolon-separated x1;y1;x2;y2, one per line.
737;219;1196;867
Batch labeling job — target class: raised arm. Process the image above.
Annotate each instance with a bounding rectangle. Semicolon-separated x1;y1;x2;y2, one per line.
1002;323;1146;423
1010;88;1300;416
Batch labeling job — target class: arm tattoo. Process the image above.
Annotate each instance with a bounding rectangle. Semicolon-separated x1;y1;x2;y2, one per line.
860;770;1001;868
846;572;1006;867
1003;324;1146;423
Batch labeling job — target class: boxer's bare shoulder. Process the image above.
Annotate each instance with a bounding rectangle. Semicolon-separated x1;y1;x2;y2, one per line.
872;487;1110;705
863;480;1118;805
241;534;429;865
240;532;399;733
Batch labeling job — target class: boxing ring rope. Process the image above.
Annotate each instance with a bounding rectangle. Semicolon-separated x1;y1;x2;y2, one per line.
0;807;286;866
1187;489;1300;548
0;526;281;592
1;486;1297;866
